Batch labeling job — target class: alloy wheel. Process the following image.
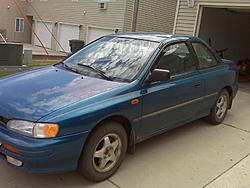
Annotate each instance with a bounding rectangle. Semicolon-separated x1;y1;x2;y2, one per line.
93;133;122;173
215;95;228;119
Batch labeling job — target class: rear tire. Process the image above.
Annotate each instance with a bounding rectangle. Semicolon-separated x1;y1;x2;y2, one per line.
79;121;128;182
206;89;230;125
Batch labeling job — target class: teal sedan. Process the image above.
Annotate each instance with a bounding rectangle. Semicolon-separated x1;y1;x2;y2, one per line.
0;33;238;181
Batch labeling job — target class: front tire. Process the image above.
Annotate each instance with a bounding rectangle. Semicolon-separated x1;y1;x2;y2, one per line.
206;89;230;125
79;121;128;182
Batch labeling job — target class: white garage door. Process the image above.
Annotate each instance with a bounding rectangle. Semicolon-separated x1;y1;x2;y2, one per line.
87;27;114;43
58;24;80;52
34;21;52;49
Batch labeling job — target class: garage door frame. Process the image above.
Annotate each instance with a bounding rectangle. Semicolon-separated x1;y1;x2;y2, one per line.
194;3;250;37
57;22;81;52
86;25;116;43
34;20;53;49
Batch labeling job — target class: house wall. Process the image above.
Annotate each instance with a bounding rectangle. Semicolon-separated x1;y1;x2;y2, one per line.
123;0;134;32
174;0;250;36
26;0;127;47
136;0;177;33
123;0;177;34
1;0;178;46
0;0;31;43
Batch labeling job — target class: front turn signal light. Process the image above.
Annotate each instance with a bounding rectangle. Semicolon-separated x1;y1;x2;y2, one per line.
44;124;59;138
34;123;59;138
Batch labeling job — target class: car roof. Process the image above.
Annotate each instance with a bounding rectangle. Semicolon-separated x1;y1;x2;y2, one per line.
108;33;198;43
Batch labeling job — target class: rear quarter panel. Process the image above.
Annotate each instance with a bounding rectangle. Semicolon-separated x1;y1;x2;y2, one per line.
200;62;238;115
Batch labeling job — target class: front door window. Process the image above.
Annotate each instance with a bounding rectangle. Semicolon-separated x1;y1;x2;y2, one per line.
156;43;196;76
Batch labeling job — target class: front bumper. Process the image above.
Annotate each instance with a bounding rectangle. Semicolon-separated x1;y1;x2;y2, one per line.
0;124;90;174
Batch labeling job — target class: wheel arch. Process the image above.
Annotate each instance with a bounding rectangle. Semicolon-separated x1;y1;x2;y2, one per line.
85;115;135;155
223;85;233;109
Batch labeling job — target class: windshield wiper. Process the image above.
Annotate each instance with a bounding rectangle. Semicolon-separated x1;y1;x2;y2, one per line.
61;62;84;75
77;63;113;81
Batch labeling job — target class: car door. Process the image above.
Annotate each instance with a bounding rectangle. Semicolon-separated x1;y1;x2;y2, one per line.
191;42;225;115
139;42;205;138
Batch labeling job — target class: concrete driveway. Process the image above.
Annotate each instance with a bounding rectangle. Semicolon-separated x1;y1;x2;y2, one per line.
0;83;250;188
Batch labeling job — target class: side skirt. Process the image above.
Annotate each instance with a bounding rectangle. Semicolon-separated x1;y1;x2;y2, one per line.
134;111;209;146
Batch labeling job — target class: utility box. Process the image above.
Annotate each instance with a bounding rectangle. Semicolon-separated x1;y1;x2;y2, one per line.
23;50;32;66
0;43;23;66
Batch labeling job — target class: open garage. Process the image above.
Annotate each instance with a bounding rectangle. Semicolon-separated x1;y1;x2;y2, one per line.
174;1;250;78
198;7;250;76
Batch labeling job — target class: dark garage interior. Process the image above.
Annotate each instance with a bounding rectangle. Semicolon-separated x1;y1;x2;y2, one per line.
199;7;250;79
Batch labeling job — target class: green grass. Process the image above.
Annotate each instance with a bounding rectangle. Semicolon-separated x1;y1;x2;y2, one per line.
0;71;21;78
31;60;60;69
0;60;61;78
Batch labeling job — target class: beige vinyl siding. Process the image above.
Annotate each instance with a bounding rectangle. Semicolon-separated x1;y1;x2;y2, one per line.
136;0;177;33
123;0;134;32
26;0;126;42
174;0;250;36
0;0;30;43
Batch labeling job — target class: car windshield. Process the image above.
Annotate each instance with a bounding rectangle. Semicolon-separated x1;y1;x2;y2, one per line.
63;37;159;82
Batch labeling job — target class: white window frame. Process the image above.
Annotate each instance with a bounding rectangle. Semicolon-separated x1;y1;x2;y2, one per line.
15;18;24;32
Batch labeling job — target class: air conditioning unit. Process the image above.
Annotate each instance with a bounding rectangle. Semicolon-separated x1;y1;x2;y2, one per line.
98;2;107;10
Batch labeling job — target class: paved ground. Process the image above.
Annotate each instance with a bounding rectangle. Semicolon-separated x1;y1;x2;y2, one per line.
0;83;249;188
0;66;28;71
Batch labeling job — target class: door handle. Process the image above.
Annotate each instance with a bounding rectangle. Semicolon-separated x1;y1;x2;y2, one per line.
193;82;202;87
141;89;148;95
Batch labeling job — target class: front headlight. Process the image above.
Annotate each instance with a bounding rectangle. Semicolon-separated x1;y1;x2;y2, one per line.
7;120;59;138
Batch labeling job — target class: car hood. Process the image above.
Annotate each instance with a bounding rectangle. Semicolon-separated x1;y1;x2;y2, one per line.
0;66;124;121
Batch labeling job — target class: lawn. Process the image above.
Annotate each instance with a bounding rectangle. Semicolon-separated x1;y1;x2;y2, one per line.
0;60;60;78
31;60;61;69
0;71;21;78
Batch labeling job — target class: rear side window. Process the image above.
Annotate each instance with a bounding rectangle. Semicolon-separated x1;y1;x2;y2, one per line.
192;42;218;69
156;43;196;76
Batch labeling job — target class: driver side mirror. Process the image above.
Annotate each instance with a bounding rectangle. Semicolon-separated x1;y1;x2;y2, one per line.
146;69;171;83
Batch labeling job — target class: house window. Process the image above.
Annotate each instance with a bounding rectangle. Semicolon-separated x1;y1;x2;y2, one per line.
15;18;24;32
98;2;107;9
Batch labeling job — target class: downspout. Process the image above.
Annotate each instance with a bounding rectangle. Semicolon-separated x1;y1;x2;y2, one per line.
131;0;140;32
